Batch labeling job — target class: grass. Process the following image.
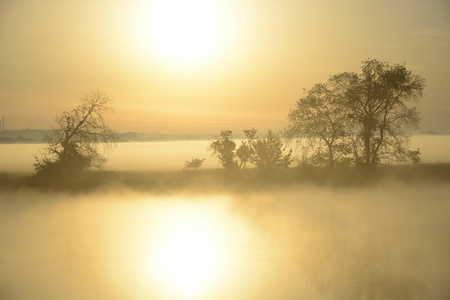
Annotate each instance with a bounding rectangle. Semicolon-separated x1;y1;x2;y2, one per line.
1;163;449;194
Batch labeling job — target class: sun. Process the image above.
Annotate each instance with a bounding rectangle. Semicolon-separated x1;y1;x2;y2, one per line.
142;0;228;65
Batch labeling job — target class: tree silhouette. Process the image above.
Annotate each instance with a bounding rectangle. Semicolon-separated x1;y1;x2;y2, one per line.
251;130;293;170
34;90;116;176
184;157;205;170
288;59;425;169
288;74;355;168
236;128;257;169
209;129;292;170
208;130;238;170
349;59;425;168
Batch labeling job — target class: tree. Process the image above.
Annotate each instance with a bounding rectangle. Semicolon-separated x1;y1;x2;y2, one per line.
287;59;425;169
209;128;292;170
251;130;293;170
34;90;116;176
349;59;425;168
208;130;238;170
287;73;356;168
184;157;205;170
236;128;257;169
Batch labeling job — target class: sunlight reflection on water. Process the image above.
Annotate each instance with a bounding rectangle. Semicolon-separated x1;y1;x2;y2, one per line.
1;186;450;299
1;194;298;300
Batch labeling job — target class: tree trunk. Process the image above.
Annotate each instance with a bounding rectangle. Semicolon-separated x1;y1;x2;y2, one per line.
327;143;335;169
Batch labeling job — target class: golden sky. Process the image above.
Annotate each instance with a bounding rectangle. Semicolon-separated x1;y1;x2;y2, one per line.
1;0;449;134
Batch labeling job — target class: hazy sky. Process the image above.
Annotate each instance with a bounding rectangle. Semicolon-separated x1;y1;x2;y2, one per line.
1;0;449;134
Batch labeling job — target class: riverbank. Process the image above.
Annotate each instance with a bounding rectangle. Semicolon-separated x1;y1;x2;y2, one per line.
1;163;449;194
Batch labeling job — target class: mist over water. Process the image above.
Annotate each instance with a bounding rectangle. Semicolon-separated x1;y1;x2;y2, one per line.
1;182;450;300
1;136;449;299
0;135;449;172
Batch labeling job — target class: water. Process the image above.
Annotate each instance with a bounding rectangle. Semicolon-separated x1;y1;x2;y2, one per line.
1;136;449;299
0;135;449;173
1;185;450;299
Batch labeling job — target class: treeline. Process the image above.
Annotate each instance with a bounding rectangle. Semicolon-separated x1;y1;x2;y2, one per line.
201;129;292;171
0;129;213;144
191;59;425;171
32;59;426;178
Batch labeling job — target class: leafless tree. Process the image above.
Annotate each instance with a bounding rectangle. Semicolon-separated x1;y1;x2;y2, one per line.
34;90;116;176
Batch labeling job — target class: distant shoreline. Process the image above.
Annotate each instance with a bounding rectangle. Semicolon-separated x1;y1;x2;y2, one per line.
0;129;448;144
0;129;217;144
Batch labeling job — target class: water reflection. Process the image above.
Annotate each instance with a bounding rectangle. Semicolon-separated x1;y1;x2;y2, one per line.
1;186;449;299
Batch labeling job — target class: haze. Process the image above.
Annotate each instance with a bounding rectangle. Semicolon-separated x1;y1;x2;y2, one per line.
1;0;449;133
1;1;450;299
1;181;450;299
0;135;449;173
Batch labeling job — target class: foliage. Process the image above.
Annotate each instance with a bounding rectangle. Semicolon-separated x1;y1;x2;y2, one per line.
184;157;206;170
287;74;356;168
251;130;293;169
350;59;425;168
209;128;292;170
288;59;425;169
236;128;257;168
407;148;421;165
208;130;238;170
34;90;116;176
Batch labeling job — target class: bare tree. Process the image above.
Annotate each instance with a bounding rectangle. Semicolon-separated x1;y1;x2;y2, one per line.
34;90;116;176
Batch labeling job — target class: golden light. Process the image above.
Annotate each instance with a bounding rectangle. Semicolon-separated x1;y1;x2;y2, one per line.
141;0;229;65
155;223;221;295
111;197;265;298
141;201;227;297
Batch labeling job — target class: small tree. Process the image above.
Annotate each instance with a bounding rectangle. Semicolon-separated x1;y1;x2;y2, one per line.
408;148;421;165
251;130;293;170
184;157;205;170
208;130;238;170
236;128;257;169
209;129;292;170
34;90;116;176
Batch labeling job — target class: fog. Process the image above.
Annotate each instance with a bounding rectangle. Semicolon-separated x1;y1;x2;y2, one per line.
1;181;450;300
1;135;449;299
0;135;449;172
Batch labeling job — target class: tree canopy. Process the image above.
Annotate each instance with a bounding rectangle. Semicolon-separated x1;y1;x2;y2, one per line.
209;129;292;170
288;59;425;169
208;130;239;170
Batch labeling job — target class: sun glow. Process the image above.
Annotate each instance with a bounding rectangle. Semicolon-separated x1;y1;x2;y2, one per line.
155;224;221;295
141;0;229;65
116;197;261;298
144;202;226;297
